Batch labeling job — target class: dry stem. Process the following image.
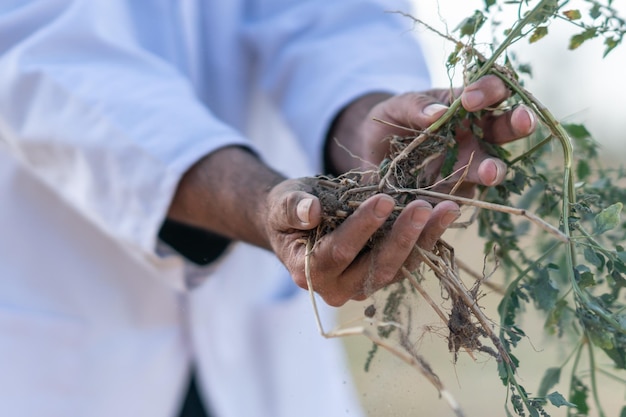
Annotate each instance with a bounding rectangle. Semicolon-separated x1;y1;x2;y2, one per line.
303;239;466;417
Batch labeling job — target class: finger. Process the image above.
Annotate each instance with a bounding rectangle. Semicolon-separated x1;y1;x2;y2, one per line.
313;194;395;285
483;104;537;145
329;200;433;305
362;94;450;166
416;201;461;250
433;137;506;188
370;92;450;132
461;74;510;112
453;142;508;186
476;157;508;186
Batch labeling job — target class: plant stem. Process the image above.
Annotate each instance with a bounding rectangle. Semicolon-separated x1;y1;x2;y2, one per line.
586;335;607;417
567;341;585;417
508;133;553;166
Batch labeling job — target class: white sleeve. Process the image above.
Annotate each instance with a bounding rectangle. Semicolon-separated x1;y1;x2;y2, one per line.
244;0;432;170
0;1;251;254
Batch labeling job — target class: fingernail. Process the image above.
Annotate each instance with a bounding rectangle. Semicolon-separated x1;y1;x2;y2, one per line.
440;210;461;228
463;89;484;110
516;105;536;134
374;197;394;219
494;159;505;184
483;159;499;185
297;198;312;224
482;158;505;186
423;103;448;117
411;206;432;228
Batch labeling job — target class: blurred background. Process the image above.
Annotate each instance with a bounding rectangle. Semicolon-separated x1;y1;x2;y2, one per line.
340;1;626;416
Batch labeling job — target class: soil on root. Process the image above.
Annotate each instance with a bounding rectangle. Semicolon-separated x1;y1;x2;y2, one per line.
309;132;453;249
306;131;499;361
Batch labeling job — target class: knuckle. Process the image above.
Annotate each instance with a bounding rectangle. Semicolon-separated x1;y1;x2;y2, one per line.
394;232;418;252
375;267;399;287
292;276;308;290
322;292;348;308
330;244;352;267
418;231;440;251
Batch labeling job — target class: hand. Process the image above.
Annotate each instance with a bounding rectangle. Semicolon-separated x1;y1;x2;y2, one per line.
265;178;460;307
327;75;537;196
297;75;537;305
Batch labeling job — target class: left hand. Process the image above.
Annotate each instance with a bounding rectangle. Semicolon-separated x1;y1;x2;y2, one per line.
327;75;537;197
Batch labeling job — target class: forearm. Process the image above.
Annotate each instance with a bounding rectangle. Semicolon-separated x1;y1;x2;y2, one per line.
167;146;285;250
324;92;392;175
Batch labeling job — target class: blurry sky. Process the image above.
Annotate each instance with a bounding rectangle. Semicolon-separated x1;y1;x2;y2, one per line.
408;1;626;154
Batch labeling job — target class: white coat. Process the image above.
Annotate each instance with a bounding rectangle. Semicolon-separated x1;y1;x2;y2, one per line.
0;1;430;416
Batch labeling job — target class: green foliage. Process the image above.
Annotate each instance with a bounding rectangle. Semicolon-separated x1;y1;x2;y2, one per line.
563;9;582;21
546;392;576;408
433;1;626;415
563;1;626;56
594;203;623;234
538;367;562;397
530;26;549;43
359;2;626;416
525;265;559;311
569;376;590;414
441;141;459;178
456;10;487;37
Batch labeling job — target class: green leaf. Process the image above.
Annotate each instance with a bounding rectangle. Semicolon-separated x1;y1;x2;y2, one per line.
604;346;626;369
564;123;591;139
440;141;459;178
604;36;621;58
447;43;463;68
583;247;604;270
528;268;558;311
484;0;496;10
517;63;533;76
529;26;548;43
589;3;601;19
569;377;589;414
528;405;540;417
575;265;596;288
455;10;486;37
546;391;576;408
620;406;626;417
617;246;626;263
538;367;561;396
569;28;598;50
576;159;591;180
544;299;568;336
497;361;509;385
563;9;582;20
594;202;623;234
587;321;614;350
529;0;558;25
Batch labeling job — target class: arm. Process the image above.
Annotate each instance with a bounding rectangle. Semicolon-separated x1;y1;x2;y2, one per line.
166;76;535;306
0;2;252;254
167;146;285;250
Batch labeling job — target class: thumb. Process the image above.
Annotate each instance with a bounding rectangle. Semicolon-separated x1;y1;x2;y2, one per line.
292;193;322;230
273;189;322;231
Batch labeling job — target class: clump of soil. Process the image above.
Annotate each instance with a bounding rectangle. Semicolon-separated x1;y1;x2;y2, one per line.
308;132;454;249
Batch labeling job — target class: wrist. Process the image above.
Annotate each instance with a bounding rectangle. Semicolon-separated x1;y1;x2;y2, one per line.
167;146;285;249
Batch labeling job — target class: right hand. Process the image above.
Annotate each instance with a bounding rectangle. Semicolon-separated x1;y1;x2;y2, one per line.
264;178;460;307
